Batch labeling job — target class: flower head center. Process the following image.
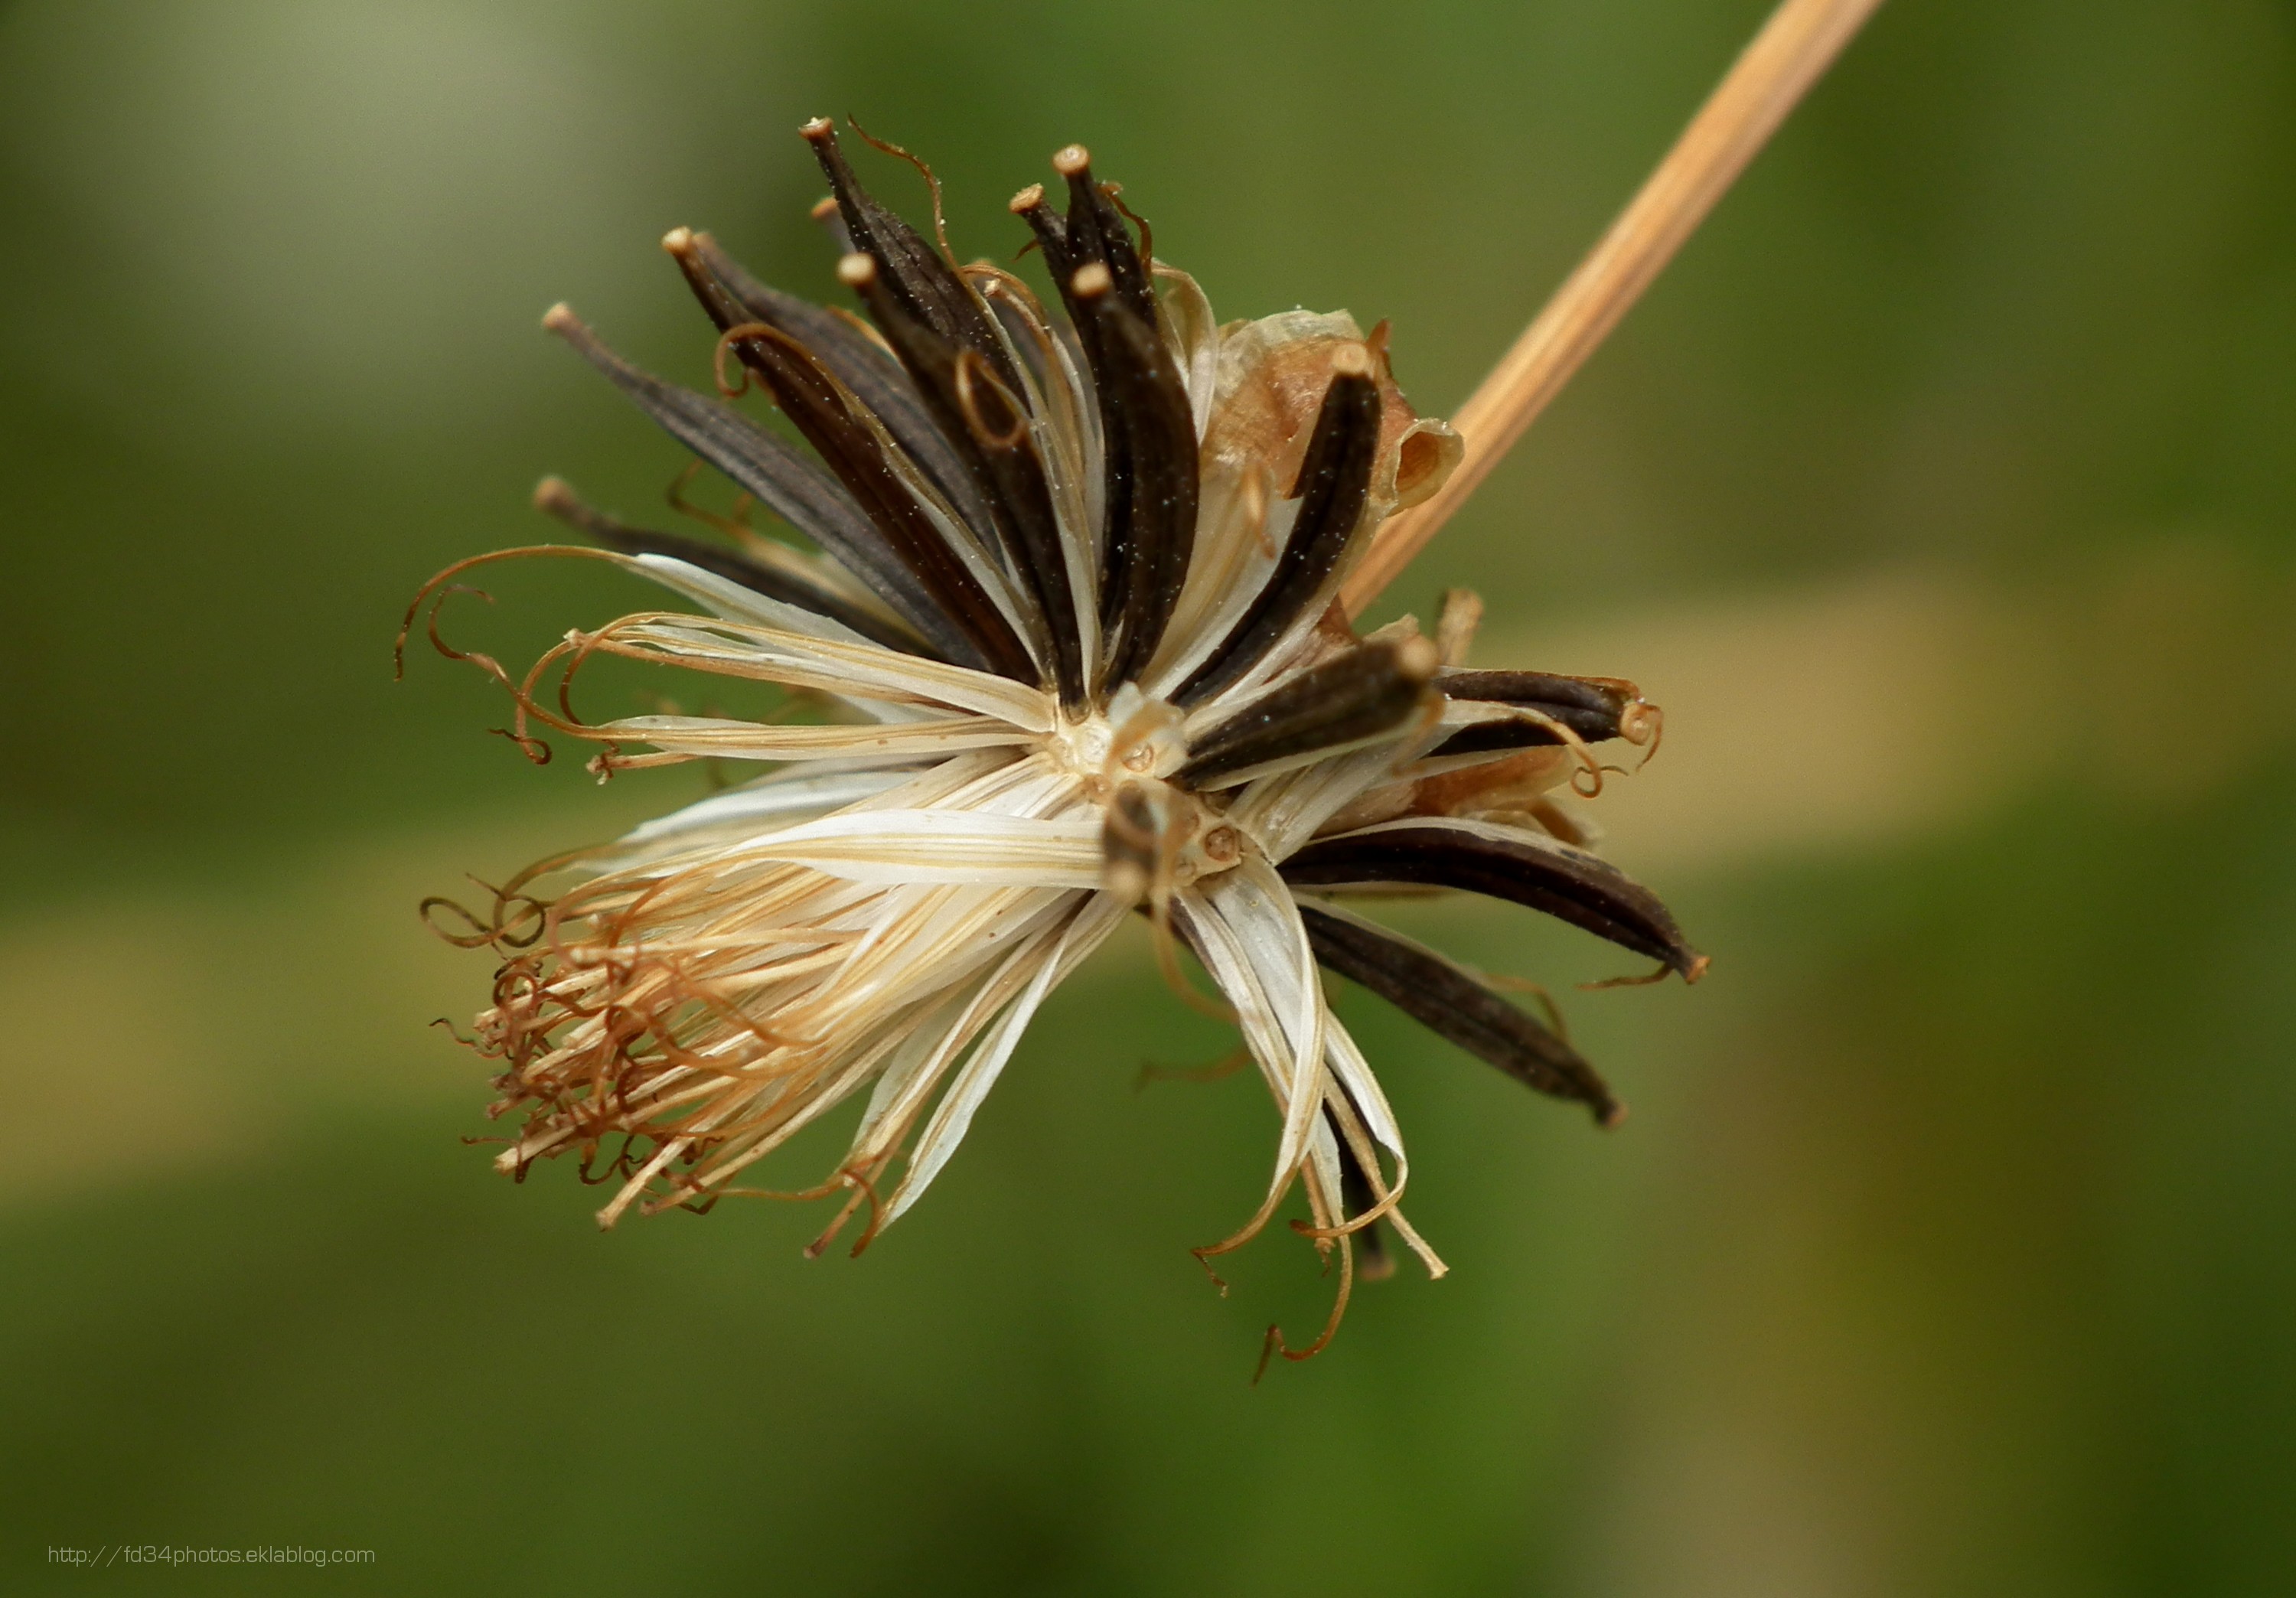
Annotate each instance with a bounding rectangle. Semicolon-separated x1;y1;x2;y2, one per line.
1045;700;1251;901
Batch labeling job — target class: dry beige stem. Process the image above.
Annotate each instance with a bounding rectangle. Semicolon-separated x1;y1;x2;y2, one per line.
1342;0;1888;615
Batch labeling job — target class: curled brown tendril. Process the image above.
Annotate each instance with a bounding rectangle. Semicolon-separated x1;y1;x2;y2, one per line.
846;115;954;263
711;321;775;398
419;876;548;951
395;543;626;680
1103;181;1155;275
665;458;758;540
952;348;1032;450
1253;1234;1354;1384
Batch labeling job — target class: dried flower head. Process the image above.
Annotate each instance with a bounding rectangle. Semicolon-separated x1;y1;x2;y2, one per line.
410;0;1874;1362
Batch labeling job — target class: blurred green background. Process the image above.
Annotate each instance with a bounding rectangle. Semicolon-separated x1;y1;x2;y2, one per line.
4;0;2293;1590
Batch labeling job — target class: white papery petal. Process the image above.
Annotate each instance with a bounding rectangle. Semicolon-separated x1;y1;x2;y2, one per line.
869;426;1051;681
974;281;1105;670
817;889;1076;1042
628;554;882;646
723;808;1104;888
1316;1002;1404;1159
673;1002;934;1188
1228;742;1414;861
1181;861;1328;1200
618;767;913;847
1152;265;1220;439
609;616;1055;730
582;552;937;723
846;983;996;1163
930;751;1078;822
885;892;1127;1221
596;714;1033;762
853;748;1030;814
1222;859;1332;1185
1144;481;1296;696
836;893;1076;1169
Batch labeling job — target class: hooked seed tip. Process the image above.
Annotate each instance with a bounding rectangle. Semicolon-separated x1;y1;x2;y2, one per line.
1051;143;1091;176
540;302;577;333
1329;344;1374;379
799;116;833;140
532;475;575;513
660;226;695;256
1008;183;1045;214
808;195;840;222
837;252;876;287
1071;261;1113;298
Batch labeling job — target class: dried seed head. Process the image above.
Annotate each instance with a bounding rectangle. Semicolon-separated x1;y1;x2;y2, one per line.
419;120;1709;1367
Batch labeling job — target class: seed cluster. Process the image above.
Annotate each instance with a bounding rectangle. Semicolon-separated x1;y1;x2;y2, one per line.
417;121;1699;1344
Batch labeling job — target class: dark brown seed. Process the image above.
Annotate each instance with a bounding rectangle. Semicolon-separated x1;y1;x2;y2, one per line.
531;478;935;658
1019;171;1133;674
1009;183;1106;405
843;253;1086;707
1299;902;1623;1125
1280;820;1705;980
1171;352;1382;709
1069;264;1198;693
541;305;983;668
1430;670;1638;758
670;230;999;546
638;298;1038;686
1176;637;1439;788
800;118;1022;396
1052;145;1158;327
1009;182;1073;279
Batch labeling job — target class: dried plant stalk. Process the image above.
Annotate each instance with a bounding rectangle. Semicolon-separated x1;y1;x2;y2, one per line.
1342;0;1888;615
